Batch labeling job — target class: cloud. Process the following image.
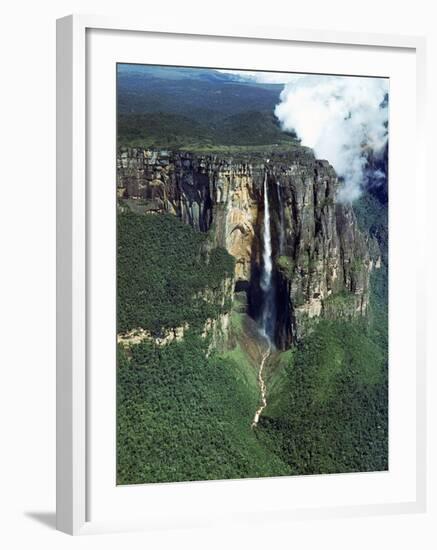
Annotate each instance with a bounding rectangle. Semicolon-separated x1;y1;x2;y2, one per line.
274;74;389;202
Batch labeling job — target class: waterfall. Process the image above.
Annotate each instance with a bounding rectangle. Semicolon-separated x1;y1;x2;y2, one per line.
260;171;275;342
276;181;285;255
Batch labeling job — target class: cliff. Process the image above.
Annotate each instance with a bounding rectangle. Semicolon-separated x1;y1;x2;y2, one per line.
117;147;379;348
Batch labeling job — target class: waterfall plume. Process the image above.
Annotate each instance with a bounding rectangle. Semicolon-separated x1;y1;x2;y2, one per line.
274;75;388;202
260;171;275;342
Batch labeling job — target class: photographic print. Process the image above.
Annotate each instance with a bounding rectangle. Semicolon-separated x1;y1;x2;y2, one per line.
116;64;388;485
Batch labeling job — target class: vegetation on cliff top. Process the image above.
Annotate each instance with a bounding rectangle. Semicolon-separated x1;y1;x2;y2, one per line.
117;64;298;150
117;64;284;120
118;111;297;150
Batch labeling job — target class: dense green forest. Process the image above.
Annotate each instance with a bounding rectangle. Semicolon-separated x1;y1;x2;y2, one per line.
116;63;388;484
117;64;284;119
117;212;234;334
259;308;388;474
117;64;297;150
117;212;289;483
117;203;388;483
117;334;290;484
118;111;297;150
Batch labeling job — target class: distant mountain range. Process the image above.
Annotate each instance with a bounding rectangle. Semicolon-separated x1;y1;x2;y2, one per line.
117;64;297;150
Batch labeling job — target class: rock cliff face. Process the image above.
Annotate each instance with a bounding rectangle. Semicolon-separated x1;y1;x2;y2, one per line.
117;147;379;348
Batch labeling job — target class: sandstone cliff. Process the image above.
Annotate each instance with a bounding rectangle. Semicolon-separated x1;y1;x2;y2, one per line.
117;147;379;348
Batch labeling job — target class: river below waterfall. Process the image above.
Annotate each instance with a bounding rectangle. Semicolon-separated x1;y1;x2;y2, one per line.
251;340;271;428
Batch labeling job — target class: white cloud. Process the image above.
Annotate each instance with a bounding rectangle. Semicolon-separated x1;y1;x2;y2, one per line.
218;71;389;201
274;75;389;202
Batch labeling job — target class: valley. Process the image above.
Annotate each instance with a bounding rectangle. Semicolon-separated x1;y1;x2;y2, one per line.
116;64;388;484
116;146;388;483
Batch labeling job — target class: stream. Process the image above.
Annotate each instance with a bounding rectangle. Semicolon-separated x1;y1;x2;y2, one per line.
251;342;271;428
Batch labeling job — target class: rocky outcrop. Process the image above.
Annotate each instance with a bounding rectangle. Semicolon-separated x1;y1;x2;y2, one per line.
272;160;374;343
117;273;234;351
117;323;189;348
118;148;262;282
198;273;235;353
117;147;376;348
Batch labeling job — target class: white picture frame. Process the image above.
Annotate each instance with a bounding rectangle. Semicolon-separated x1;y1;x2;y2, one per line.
56;14;427;535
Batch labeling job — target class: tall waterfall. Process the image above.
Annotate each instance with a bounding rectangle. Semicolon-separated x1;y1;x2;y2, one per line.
253;170;276;427
276;181;285;255
260;171;275;342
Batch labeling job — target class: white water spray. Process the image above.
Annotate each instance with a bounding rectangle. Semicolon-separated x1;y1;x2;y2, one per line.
260;172;272;292
275;75;388;202
260;171;274;340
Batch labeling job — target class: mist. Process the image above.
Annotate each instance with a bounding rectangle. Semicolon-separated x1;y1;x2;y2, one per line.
274;75;389;202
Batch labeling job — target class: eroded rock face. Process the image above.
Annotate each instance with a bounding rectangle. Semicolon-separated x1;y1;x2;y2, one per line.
117;275;234;351
117;148;376;347
272;159;376;343
117;323;189;348
118;149;262;282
